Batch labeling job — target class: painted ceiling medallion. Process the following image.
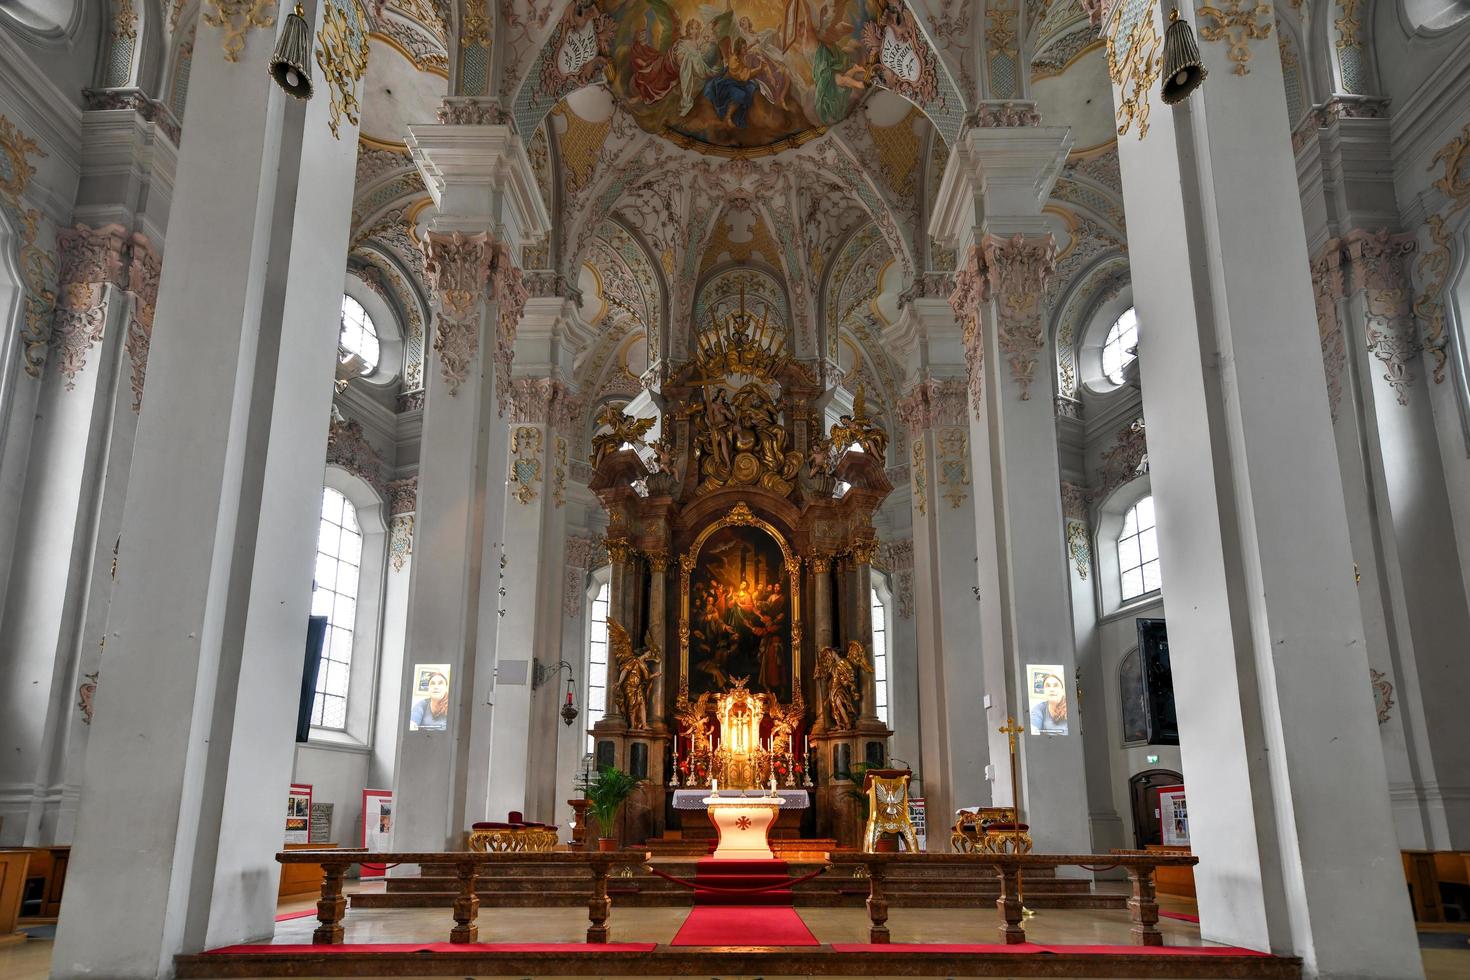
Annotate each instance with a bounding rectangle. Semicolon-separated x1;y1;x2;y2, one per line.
596;0;910;155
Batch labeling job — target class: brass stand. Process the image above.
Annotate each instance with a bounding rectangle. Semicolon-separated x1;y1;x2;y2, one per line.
997;716;1035;919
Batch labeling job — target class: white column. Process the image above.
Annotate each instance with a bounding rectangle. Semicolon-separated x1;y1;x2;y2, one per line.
391;121;547;849
489;374;579;822
49;4;361;973
896;363;990;841
1299;109;1470;850
934;125;1093;854
1104;0;1420;971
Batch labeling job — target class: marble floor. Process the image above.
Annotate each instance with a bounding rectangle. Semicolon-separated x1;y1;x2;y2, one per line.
4;885;1468;979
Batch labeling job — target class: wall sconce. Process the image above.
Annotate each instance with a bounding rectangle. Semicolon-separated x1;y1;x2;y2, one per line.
534;659;580;726
268;2;315;100
1160;8;1207;105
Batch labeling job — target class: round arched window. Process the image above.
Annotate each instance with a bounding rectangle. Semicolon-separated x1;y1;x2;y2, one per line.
339;294;380;375
1101;307;1139;385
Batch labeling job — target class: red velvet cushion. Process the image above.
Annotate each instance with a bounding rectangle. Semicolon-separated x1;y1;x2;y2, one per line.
985;822;1030;832
508;811;525;823
472;822;513;830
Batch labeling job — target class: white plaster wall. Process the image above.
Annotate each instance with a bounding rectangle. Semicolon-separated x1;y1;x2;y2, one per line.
1093;599;1184;847
292;744;371;849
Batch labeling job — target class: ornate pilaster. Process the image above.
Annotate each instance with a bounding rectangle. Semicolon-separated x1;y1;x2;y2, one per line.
564;533;608;616
1343;228;1417;406
1310;241;1348;422
50;224;129;390
1060;480;1092;580
420;231;495;397
979;233;1058;401
387;476;418;573
879;539;914;619
948;250;990;415
124;234;161;413
325;416;388;498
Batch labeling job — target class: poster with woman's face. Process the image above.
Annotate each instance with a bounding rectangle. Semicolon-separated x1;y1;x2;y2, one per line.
408;663;451;732
1027;664;1069;735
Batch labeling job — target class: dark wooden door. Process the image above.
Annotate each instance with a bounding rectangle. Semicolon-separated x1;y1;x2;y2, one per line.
1130;769;1183;848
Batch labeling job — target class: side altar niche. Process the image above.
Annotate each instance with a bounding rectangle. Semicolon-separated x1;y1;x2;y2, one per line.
587;303;894;849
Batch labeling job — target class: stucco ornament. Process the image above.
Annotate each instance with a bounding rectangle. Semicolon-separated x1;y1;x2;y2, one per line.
316;0;371;139
0;113;56;379
1195;0;1272;75
983;233;1057;400
1370;668;1393;724
1414;123;1470;386
51;225;130;390
125;234;162;413
1106;0;1162;139
204;0;277;61
421;231;494;396
949;246;990;418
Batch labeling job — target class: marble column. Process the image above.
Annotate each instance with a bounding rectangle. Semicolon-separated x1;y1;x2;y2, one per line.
933;124;1093;854
810;555;834;735
895;365;990;843
646;550;670;730
1298;109;1470;850
1103;0;1420;970
391;120;546;850
49;5;362;973
850;542;880;726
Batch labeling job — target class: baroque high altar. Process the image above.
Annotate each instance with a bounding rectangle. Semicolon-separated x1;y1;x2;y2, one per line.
588;293;894;847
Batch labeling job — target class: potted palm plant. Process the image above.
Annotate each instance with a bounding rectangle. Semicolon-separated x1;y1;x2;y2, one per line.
587;765;638;851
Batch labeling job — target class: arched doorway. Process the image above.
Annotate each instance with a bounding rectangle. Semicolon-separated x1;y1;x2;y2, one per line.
1129;768;1183;848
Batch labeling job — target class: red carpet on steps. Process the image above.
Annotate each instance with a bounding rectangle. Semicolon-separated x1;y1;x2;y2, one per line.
671;858;818;945
692;857;792;906
671;905;819;946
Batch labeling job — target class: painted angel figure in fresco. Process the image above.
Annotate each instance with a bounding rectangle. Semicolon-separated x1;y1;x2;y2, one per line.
673;17;721;116
800;0;871;125
611;619;661;730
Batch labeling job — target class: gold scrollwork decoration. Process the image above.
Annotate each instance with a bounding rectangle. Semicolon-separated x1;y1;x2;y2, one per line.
1196;0;1273;75
1106;0;1163;140
316;0;370;139
204;0;277;62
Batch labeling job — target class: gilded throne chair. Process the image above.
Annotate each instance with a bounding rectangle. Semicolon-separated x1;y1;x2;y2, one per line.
468;811;559;852
862;769;919;852
951;806;1032;854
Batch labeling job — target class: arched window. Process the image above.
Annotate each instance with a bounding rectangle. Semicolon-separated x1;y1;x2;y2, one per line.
311;487;363;729
1117;494;1161;601
1101;307;1139;385
585;582;610;752
339;294;380;374
871;587;890;725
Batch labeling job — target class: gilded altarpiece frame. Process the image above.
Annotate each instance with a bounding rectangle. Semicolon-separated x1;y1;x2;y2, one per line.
679;504;802;705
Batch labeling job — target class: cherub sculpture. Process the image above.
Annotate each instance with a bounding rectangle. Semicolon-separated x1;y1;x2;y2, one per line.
764;694;804;758
590;403;656;469
675;691;716;749
610;619;660;730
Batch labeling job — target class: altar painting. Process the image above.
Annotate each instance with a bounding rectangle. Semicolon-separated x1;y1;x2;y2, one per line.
603;0;881;153
688;524;793;702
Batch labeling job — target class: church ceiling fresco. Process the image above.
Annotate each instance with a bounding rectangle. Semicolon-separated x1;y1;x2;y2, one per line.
601;0;883;154
511;0;964;151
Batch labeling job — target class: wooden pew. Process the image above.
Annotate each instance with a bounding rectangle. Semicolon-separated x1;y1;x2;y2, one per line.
276;849;650;945
828;850;1199;947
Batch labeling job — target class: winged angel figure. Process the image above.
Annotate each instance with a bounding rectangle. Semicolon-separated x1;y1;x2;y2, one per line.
611;619;661;730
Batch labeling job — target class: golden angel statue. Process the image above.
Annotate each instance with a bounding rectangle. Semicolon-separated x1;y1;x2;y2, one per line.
590;404;656;469
675;691;716;748
764;694;804;757
815;642;871;731
828;384;888;465
610;619;660;730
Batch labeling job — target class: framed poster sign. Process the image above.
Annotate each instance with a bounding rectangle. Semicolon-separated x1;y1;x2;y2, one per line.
408;663;451;731
1026;663;1070;735
361;789;393;876
285;783;312;844
907;797;926;852
1157;784;1189;846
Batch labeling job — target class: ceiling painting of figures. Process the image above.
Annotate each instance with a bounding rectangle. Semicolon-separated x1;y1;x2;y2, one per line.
603;0;882;154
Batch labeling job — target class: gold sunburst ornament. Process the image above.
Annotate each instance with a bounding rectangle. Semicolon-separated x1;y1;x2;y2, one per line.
315;0;369;139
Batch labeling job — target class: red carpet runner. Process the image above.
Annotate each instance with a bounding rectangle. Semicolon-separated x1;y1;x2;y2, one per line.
671;859;818;946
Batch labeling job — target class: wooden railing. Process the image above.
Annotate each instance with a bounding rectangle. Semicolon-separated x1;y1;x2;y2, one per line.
275;849;651;945
827;851;1199;947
